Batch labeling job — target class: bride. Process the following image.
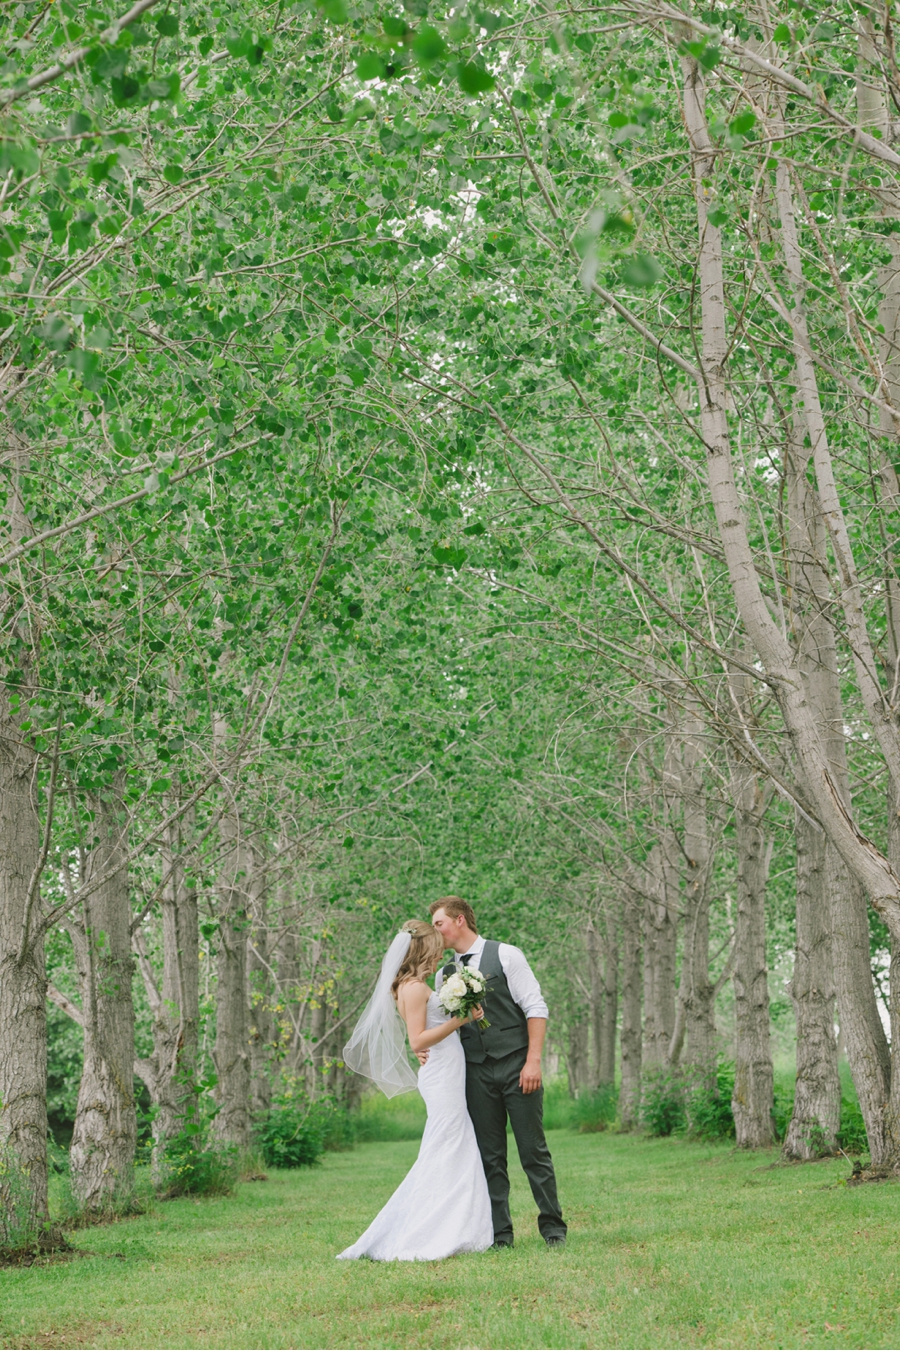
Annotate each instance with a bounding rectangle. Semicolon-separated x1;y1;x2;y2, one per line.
337;919;493;1261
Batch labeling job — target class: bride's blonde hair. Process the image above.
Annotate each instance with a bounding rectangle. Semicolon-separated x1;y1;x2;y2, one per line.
391;919;444;999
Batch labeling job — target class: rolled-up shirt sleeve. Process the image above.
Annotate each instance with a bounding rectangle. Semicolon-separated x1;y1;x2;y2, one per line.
498;943;549;1019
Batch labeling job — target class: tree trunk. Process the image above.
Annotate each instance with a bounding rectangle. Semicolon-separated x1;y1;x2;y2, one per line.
70;779;137;1209
0;437;50;1243
212;803;252;1149
149;806;199;1179
566;1018;589;1096
783;811;840;1158
599;908;618;1085
857;21;900;1155
619;889;643;1130
0;683;47;1240
681;49;900;935
586;920;604;1088
775;147;893;1164
642;842;677;1066
679;51;900;1158
681;701;716;1074
248;847;273;1121
728;738;775;1148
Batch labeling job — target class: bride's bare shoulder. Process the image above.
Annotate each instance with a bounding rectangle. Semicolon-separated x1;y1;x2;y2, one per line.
396;978;430;1005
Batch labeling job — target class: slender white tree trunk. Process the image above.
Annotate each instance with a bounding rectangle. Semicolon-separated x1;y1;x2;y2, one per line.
586;919;604;1088
148;806;199;1179
212;802;252;1149
727;717;775;1148
70;778;137;1208
641;843;677;1066
618;889;643;1129
784;809;840;1158
681;50;900;926
0;686;47;1238
248;846;273;1121
0;435;50;1242
599;917;618;1087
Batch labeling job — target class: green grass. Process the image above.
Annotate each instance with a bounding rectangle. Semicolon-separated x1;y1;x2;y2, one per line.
3;1131;900;1349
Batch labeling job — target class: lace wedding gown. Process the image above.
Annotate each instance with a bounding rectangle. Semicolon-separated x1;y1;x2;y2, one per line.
337;992;493;1261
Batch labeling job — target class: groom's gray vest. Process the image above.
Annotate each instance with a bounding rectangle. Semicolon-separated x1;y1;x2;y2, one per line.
442;939;529;1065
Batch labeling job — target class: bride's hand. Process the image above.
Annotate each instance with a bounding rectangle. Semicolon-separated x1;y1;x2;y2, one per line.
468;1004;484;1023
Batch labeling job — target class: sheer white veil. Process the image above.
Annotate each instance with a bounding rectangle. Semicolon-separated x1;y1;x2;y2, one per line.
342;931;419;1098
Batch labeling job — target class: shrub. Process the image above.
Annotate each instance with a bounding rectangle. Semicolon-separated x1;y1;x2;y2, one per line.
639;1063;736;1141
0;1146;38;1254
837;1097;868;1155
158;1125;238;1199
640;1069;686;1137
258;1102;325;1169
771;1085;794;1142
683;1063;736;1142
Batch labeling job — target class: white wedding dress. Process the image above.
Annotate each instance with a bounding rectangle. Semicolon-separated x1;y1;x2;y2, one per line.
337;992;493;1261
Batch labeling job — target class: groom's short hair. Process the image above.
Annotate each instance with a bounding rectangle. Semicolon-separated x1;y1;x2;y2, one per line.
430;895;477;932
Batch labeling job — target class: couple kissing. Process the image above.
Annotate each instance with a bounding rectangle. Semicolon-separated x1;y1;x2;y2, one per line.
338;895;566;1262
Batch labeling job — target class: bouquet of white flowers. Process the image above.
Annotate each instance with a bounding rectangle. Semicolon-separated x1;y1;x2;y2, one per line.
438;966;490;1030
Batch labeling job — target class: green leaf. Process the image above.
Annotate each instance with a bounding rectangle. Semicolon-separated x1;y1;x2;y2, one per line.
458;63;495;95
147;72;180;100
412;26;446;65
773;22;792;43
730;111;756;137
432;544;468;567
356;52;386;81
155;14;179;37
84;327;111;351
224;30;251;59
622;254;663;287
319;0;349;23
39;315;72;352
163;163;184;184
707;208;729;228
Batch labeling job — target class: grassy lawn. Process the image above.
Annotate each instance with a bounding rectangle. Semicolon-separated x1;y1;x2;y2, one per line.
3;1130;900;1350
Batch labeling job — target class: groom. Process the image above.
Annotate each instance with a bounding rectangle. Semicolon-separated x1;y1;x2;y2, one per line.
431;895;567;1249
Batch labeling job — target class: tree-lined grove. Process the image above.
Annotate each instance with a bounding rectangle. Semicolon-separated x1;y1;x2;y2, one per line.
3;0;900;1246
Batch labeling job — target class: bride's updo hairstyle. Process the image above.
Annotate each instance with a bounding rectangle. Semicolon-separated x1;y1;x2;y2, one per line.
391;920;444;998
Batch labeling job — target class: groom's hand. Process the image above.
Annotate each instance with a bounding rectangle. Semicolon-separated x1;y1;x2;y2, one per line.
519;1058;542;1095
415;1050;429;1065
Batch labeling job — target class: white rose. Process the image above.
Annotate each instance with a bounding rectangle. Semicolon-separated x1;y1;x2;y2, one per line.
442;994;462;1012
443;974;466;997
468;968;484;982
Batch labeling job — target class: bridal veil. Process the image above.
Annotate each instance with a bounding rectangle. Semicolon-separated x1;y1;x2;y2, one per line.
342;931;419;1097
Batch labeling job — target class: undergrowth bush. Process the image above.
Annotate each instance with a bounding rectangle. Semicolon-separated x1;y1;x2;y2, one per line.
684;1064;736;1142
640;1063;736;1141
158;1125;238;1198
0;1146;39;1254
837;1097;868;1155
258;1102;325;1168
640;1069;686;1137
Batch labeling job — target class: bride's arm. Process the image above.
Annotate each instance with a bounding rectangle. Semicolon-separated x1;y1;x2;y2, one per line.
397;981;474;1053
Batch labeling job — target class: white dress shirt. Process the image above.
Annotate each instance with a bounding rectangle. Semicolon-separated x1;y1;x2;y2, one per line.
435;934;549;1020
